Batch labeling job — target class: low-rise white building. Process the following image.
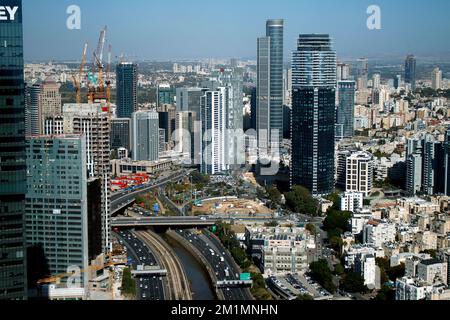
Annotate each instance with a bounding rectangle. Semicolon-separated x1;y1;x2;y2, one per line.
350;209;373;235
340;192;363;213
245;226;315;276
363;220;396;248
354;254;377;289
396;277;433;300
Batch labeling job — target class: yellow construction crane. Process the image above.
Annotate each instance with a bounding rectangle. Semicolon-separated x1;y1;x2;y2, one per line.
36;252;127;286
72;43;88;104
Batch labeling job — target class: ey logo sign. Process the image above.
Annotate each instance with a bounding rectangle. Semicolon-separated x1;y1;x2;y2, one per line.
0;5;18;21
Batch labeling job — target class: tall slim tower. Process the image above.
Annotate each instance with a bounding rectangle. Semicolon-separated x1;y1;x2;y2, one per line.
432;67;443;90
257;19;284;154
357;58;369;90
0;0;27;299
405;55;416;91
116;62;138;118
337;81;356;138
291;34;337;196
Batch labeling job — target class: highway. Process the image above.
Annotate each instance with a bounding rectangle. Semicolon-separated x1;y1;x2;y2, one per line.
113;230;166;300
110;171;188;214
175;229;253;300
135;230;192;300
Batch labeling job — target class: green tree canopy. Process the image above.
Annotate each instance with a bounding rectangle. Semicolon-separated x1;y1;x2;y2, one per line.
284;186;319;216
341;272;369;293
309;260;336;293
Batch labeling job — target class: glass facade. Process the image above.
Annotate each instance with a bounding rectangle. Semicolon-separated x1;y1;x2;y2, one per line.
25;136;89;289
291;34;337;196
0;0;27;299
110;118;131;151
266;20;284;147
131;111;159;161
405;55;416;90
116;62;137;118
337;81;356;138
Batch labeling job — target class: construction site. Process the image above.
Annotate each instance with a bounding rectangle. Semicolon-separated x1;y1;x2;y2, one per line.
192;197;274;216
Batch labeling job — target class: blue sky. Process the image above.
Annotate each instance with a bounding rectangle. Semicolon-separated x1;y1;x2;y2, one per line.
22;0;450;61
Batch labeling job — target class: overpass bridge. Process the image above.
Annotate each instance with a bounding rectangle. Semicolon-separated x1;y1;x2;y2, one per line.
110;171;187;215
111;216;219;228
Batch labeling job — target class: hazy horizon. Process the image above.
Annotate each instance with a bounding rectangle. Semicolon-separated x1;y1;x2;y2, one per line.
23;0;450;62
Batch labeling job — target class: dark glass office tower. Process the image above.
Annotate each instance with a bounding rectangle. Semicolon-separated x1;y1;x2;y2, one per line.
257;20;284;151
116;62;137;118
0;0;27;299
337;81;356;138
291;34;337;196
405;55;416;91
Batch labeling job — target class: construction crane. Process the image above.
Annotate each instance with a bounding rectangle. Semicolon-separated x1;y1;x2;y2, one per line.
106;43;112;116
36;252;127;286
72;43;88;104
88;26;107;103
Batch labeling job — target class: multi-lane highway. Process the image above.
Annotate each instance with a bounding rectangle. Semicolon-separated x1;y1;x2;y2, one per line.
135;231;192;300
114;230;166;300
175;229;253;300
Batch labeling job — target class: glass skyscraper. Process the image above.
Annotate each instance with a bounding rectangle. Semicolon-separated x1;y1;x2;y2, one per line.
257;19;284;151
337;80;356;138
291;34;337;196
116;62;138;118
0;0;27;299
25;135;89;291
405;55;416;91
131;111;160;161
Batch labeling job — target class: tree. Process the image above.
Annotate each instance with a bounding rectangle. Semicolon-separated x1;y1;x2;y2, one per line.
264;220;279;227
284;186;319;216
341;272;369;293
121;267;136;298
305;223;316;235
265;186;282;207
323;210;352;235
297;294;314;300
309;260;336;293
326;192;340;210
374;285;395;301
334;264;345;276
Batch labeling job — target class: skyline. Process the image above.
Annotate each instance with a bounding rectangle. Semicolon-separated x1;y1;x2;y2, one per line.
23;0;450;62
